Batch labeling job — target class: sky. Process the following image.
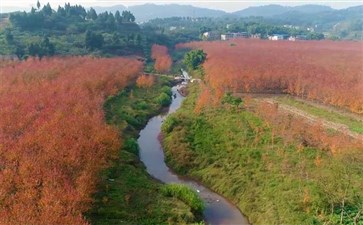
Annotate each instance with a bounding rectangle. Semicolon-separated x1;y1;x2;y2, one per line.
1;0;362;13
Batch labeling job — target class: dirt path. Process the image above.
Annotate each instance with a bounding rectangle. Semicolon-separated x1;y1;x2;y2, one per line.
279;97;363;122
261;98;363;141
235;92;362;122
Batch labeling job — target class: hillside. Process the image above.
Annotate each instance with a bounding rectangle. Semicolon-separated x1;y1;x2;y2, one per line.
0;4;145;58
95;4;228;22
232;4;333;17
93;3;362;39
2;3;361;40
270;5;363;39
0;14;10;29
271;5;363;26
93;4;127;14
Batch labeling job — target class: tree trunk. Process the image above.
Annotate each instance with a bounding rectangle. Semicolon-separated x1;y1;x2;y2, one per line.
353;209;361;225
340;198;345;225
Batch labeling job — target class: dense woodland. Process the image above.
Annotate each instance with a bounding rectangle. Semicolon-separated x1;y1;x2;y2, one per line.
177;40;363;114
0;3;143;58
145;17;325;42
0;57;143;224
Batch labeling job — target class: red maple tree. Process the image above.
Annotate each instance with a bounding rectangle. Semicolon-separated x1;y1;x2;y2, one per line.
0;56;143;224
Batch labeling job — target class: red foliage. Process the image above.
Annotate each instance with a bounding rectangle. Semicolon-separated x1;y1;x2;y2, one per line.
178;40;363;114
151;44;172;73
136;74;155;88
0;57;143;224
194;84;212;114
255;101;362;153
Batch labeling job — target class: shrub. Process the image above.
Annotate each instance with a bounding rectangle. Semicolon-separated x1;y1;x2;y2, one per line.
157;92;172;106
222;92;243;106
161;184;205;213
134;100;148;110
123;138;139;155
162;116;179;133
161;85;172;96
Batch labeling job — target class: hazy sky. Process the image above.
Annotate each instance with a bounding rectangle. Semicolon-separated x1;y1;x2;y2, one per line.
1;0;362;12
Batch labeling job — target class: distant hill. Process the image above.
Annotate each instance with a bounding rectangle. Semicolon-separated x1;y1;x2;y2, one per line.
94;4;228;22
93;5;127;14
131;4;227;22
233;4;333;17
0;7;29;13
3;2;361;36
289;4;334;14
271;5;362;27
0;14;10;29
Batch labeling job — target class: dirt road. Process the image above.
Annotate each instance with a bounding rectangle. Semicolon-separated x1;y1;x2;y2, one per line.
261;98;363;141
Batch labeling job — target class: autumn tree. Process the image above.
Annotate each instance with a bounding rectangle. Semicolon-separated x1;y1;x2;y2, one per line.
151;44;172;73
0;56;143;224
177;39;363;114
136;74;155;88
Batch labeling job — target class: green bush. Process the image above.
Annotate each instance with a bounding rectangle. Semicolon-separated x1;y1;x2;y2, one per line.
123;138;139;155
159;76;171;86
184;49;206;70
134;100;148;110
222;92;242;106
162;116;179;133
157;92;172;106
161;85;172;96
161;183;205;213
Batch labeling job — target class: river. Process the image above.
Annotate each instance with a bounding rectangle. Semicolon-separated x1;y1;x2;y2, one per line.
137;83;250;225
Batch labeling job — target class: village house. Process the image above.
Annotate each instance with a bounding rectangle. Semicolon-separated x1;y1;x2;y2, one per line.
288;35;307;41
221;32;249;41
202;31;221;41
268;34;288;41
250;34;261;39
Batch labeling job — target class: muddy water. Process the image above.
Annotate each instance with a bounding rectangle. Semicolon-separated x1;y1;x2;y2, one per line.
138;85;250;225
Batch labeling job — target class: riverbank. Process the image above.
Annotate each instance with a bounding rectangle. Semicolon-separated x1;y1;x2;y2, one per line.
138;85;249;224
162;83;363;225
87;76;201;224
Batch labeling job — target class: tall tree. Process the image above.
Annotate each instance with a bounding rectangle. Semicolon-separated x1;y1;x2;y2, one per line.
42;3;52;16
87;7;97;20
122;11;135;23
115;10;121;24
85;30;104;50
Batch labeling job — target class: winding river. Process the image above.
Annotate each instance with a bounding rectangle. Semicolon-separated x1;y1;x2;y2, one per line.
137;82;250;224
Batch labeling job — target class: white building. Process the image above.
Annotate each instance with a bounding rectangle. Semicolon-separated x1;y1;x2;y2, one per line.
221;32;248;41
288;35;307;41
268;34;286;41
202;31;220;40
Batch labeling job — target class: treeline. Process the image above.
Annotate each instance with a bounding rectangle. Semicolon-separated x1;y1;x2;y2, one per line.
9;3;136;32
144;16;325;44
0;57;143;224
1;2;142;58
